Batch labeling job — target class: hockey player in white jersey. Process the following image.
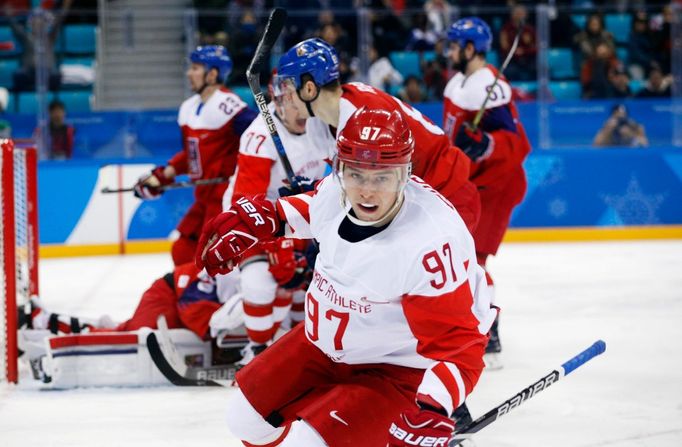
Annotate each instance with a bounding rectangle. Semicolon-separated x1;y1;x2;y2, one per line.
220;80;329;366
197;107;497;446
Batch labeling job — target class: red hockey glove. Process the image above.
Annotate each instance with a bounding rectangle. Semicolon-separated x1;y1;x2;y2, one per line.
196;195;280;276
455;123;494;163
133;166;174;199
263;238;309;289
387;406;455;447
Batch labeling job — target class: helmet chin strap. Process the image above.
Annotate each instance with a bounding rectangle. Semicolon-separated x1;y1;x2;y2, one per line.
297;84;320;118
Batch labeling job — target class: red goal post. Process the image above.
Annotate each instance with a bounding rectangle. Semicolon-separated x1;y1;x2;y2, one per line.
1;139;39;383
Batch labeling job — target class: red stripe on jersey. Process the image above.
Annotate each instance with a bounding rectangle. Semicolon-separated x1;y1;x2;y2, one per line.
291;302;305;312
243;302;274;317
432;362;462;411
273;295;293;307
279;193;314;224
231;153;273;203
246;327;275;344
50;333;138;349
402;283;487;370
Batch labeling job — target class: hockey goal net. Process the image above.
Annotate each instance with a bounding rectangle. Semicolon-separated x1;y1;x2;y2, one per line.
1;139;39;383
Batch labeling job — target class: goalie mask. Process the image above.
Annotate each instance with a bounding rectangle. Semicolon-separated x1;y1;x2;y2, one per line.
334;107;414;226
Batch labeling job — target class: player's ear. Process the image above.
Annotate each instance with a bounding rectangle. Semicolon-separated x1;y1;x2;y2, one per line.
207;67;219;85
466;42;476;59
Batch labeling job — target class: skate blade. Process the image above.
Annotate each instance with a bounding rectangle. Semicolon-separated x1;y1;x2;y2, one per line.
484;352;503;370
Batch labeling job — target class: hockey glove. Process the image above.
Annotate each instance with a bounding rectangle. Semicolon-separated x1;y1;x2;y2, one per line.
277;175;316;197
387;406;455;447
196;195;281;276
133;166;174;199
455;123;494;163
263;238;309;289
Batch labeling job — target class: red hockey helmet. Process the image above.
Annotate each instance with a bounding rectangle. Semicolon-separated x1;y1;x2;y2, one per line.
336;107;414;169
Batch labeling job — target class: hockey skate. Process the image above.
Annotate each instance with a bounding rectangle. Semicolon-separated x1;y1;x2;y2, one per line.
235;341;268;369
483;318;503;370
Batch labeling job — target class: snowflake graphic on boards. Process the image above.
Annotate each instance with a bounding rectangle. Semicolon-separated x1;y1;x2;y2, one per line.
601;175;665;225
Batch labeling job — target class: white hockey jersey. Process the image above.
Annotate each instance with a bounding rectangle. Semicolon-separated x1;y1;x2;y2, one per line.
222;103;330;209
276;177;497;414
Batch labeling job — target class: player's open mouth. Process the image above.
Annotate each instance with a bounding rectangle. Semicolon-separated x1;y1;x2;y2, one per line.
296;119;306;127
358;203;378;213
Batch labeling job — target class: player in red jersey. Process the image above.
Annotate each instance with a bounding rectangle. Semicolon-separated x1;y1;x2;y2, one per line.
197;107;495;446
272;38;480;232
443;18;532;364
134;45;257;265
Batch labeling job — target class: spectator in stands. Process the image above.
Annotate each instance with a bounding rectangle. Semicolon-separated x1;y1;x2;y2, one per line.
574;13;615;63
424;0;453;35
228;9;260;83
4;0;73;92
43;99;74;160
405;12;439;51
609;65;632;99
369;0;408;56
593;104;648;148
499;4;537;81
422;38;448;101
636;62;672;98
0;87;11;138
398;75;427;104
650;4;672;73
367;45;403;92
580;41;621;99
627;11;653;81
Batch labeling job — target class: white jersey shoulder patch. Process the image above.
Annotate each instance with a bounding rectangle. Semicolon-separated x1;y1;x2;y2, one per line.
444;66;512;111
178;89;247;129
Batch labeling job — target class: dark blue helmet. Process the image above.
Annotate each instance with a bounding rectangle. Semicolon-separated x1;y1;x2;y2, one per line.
189;45;233;83
447;17;493;53
276;38;340;89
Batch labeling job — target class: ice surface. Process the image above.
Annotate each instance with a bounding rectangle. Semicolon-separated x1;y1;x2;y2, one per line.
1;241;681;446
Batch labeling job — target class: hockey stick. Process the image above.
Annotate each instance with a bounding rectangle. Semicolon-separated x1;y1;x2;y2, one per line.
100;177;227;194
245;8;298;187
450;340;606;445
146;332;237;387
471;22;524;130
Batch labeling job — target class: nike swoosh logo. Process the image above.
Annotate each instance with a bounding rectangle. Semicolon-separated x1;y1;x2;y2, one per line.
329;410;349;426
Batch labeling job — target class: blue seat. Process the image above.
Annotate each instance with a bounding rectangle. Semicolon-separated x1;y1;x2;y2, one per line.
56;90;92;113
629;79;645;94
0;26;22;57
511;81;538;95
0;59;19;89
549;81;581;100
18;92;56;114
230;85;256;108
62;24;97;55
571;14;587;31
61;57;95;68
548;48;576;80
487;50;499;67
616;47;628;64
421;51;437;62
605;14;632;44
389;51;421;78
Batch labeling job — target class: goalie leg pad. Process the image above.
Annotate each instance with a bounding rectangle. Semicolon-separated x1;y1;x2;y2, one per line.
42;329;211;388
